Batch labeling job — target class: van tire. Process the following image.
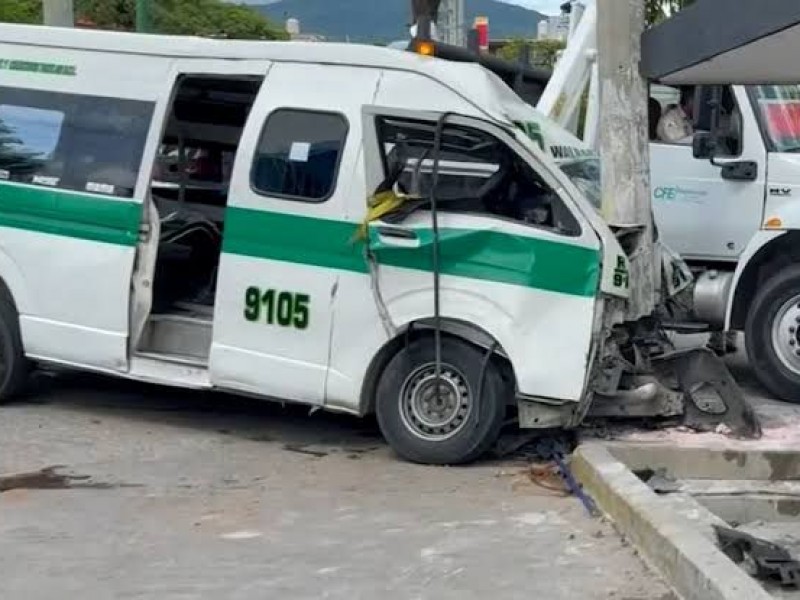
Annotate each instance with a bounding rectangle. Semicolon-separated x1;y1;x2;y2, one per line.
0;293;29;403
746;265;800;403
375;337;507;465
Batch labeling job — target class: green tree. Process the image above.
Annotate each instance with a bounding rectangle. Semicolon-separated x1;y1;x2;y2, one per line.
645;0;695;26
0;119;44;177
496;39;566;69
148;0;287;39
0;0;287;40
0;0;41;23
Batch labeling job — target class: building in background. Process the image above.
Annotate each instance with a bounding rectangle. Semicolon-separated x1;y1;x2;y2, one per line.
537;12;569;41
284;18;325;42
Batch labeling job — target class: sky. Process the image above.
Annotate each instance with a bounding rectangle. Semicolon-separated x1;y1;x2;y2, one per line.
501;0;565;14
233;0;565;16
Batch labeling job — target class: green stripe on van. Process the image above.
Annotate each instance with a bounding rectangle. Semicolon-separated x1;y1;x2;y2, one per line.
0;183;600;297
223;208;600;297
0;182;140;246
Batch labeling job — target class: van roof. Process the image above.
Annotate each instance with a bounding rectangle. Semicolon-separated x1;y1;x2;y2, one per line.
0;23;507;114
1;23;435;70
0;24;531;129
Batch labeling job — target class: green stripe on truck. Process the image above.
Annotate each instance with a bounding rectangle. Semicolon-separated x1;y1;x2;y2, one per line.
223;207;601;298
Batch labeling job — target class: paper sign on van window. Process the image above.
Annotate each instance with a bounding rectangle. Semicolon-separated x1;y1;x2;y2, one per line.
32;175;59;187
86;182;116;195
0;170;9;181
289;142;311;163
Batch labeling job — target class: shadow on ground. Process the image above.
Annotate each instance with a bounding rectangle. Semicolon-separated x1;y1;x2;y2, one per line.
23;370;385;455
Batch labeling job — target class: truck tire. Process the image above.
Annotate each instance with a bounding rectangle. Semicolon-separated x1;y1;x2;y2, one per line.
0;292;29;403
746;265;800;402
375;336;507;465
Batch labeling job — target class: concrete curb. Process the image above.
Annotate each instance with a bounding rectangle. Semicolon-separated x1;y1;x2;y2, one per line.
572;443;771;600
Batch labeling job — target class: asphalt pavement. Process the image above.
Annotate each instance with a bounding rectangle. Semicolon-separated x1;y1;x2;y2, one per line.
0;372;675;600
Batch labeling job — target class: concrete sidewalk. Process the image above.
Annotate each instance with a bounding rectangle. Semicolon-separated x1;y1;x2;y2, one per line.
574;334;800;600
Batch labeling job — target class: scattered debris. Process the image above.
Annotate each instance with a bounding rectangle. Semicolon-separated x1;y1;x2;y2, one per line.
283;444;328;458
0;466;138;493
714;525;800;588
715;423;733;436
633;468;681;495
220;530;263;540
507;435;599;517
505;462;571;496
493;431;578;461
656;349;761;439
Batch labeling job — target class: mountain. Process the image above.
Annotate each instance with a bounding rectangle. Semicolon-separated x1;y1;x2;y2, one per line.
251;0;546;43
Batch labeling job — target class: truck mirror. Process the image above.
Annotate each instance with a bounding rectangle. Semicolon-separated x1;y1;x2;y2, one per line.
693;132;714;160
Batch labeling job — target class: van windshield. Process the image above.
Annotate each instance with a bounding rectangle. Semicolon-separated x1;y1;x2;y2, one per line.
559;158;601;210
751;85;800;152
478;69;603;211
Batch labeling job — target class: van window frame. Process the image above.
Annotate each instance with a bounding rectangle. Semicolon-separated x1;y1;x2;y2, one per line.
249;107;350;204
0;85;154;199
373;115;583;239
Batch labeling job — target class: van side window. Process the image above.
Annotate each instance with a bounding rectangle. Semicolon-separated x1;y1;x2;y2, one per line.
376;117;581;237
251;109;348;203
0;87;153;198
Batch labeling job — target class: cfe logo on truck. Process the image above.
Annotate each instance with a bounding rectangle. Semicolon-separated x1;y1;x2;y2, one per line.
653;186;707;204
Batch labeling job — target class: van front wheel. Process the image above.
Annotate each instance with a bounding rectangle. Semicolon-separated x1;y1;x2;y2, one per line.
0;293;29;404
376;337;507;465
747;265;800;402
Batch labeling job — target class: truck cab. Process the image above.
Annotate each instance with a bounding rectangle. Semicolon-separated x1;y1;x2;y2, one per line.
650;82;800;401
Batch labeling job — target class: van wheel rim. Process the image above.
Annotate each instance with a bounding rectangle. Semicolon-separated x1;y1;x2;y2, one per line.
771;295;800;375
399;363;472;442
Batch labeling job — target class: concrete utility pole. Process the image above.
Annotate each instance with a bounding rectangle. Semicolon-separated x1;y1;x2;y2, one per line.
43;0;74;27
597;0;656;319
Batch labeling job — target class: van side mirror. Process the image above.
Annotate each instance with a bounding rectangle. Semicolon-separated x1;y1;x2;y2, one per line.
693;132;714;159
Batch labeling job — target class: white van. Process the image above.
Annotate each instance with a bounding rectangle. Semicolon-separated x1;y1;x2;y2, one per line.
0;24;681;463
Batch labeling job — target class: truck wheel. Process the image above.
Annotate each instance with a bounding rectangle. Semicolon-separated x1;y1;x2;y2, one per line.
0;293;29;403
746;265;800;402
375;337;507;465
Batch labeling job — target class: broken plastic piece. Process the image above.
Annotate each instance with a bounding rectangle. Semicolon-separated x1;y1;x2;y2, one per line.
653;347;762;439
714;525;800;588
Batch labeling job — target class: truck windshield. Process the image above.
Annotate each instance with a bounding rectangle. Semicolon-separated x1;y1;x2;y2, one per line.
751;85;800;152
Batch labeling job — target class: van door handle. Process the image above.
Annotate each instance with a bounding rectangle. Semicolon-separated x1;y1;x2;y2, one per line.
375;226;420;248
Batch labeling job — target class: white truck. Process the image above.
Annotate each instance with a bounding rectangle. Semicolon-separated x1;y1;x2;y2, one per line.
535;2;800;403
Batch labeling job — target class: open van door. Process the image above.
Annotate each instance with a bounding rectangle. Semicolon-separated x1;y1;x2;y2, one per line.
0;85;157;372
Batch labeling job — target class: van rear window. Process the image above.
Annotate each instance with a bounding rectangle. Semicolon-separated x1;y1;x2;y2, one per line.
0;87;154;198
251;109;348;203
